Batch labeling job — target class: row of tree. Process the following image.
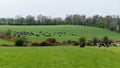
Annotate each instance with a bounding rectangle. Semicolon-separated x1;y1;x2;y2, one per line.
0;14;120;32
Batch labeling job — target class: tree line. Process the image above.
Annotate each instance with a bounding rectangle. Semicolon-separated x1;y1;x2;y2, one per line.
0;14;120;32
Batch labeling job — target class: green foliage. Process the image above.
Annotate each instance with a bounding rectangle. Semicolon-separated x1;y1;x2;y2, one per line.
40;38;57;46
0;14;120;32
0;29;12;38
102;36;109;43
79;36;86;47
93;37;98;46
40;41;51;46
87;40;93;46
36;38;57;46
79;36;86;43
15;39;24;46
5;29;12;36
46;38;56;43
73;41;79;46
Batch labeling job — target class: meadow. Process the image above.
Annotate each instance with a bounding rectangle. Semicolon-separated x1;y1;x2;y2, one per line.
0;25;120;44
0;25;120;68
0;46;120;68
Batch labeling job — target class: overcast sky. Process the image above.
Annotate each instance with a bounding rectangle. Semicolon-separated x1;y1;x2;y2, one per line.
0;0;119;18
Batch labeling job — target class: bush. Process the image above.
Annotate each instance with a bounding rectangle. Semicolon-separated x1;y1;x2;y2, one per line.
103;36;109;43
40;41;51;46
67;40;72;43
93;37;98;46
73;41;79;46
101;36;112;47
79;36;86;43
46;38;56;43
87;40;93;46
4;29;12;36
62;41;67;45
3;35;16;41
56;41;61;45
102;36;110;46
15;39;24;46
31;41;38;46
0;29;12;39
39;38;57;46
79;36;86;47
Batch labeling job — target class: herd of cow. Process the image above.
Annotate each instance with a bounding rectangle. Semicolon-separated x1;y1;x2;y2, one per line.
12;31;80;37
11;31;120;47
97;43;120;48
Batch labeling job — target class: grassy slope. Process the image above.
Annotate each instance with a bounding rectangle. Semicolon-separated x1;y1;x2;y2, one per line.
0;46;120;68
0;25;120;43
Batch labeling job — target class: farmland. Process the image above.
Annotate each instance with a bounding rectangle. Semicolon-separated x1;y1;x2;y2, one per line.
0;46;120;68
0;0;120;67
0;25;120;68
0;25;120;45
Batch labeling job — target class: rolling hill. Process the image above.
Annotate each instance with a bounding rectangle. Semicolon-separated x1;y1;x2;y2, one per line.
0;25;120;44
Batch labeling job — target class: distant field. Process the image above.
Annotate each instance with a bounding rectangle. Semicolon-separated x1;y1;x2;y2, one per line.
0;25;120;44
0;46;120;68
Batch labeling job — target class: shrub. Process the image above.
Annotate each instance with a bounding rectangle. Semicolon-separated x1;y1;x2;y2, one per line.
87;40;93;46
56;41;61;45
102;36;109;45
19;35;28;42
3;35;12;40
4;29;12;36
61;40;75;45
67;40;72;43
73;41;79;46
79;36;86;43
62;41;67;45
93;37;98;46
46;38;56;43
79;36;86;47
15;39;24;46
3;35;16;41
40;41;51;46
31;41;38;46
101;36;112;47
39;38;57;46
0;29;12;39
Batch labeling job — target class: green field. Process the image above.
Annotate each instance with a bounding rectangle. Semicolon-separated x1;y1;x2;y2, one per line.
0;25;120;68
0;46;120;68
0;25;120;44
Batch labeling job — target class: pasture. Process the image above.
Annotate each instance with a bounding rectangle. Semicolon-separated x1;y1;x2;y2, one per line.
0;46;120;68
0;25;120;44
0;25;120;68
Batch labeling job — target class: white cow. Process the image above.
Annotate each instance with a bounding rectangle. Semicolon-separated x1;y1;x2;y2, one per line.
112;43;120;47
97;43;106;48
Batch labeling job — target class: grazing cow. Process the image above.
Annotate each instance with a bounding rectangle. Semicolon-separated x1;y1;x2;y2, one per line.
97;43;106;48
112;43;120;47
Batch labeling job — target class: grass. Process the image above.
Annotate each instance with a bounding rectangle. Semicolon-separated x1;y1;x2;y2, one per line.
0;25;120;68
0;25;120;44
0;39;14;45
0;46;120;68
